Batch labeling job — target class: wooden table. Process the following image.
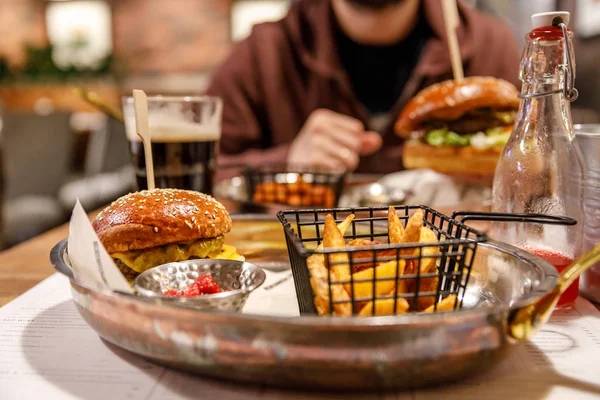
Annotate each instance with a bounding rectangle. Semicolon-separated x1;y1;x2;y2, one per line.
0;218;73;306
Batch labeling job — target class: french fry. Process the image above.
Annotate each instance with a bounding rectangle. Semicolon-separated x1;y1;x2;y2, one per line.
323;214;352;284
388;206;404;244
308;214;354;316
348;259;406;299
424;294;458;313
358;296;410;317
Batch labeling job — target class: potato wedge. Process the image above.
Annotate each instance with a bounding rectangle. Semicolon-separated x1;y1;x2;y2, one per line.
308;253;352;316
309;276;328;315
388;206;404;244
419;227;440;273
413;278;438;311
348;259;406;299
417;227;441;302
323;214;352;284
401;210;424;278
311;214;355;263
333;213;355;242
424;294;458;313
308;214;354;316
347;239;396;273
358;296;410;316
410;226;442;310
401;210;423;248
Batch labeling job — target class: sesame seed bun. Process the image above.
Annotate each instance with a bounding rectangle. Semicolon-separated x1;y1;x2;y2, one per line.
92;189;232;254
394;76;520;137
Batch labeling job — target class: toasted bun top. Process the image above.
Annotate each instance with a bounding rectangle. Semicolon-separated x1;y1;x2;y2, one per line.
93;189;232;254
394;76;520;137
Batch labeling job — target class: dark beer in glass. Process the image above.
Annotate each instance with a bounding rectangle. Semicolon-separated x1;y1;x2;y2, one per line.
122;96;222;195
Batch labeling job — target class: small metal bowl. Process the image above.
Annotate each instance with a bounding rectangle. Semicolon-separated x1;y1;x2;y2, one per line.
133;259;266;312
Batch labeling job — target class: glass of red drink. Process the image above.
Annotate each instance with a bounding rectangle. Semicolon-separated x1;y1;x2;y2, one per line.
523;247;577;307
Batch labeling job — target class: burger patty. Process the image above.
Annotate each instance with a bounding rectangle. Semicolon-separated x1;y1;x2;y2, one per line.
114;259;140;282
423;108;517;135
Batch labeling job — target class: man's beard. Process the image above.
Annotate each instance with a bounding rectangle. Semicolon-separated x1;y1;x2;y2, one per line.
344;0;406;9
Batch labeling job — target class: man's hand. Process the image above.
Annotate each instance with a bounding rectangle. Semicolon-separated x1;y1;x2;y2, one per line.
288;109;383;171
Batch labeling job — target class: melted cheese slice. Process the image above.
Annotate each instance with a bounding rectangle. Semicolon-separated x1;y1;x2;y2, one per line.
112;236;243;273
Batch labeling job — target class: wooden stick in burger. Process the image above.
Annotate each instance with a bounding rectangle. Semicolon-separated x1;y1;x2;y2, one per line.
441;0;464;82
133;89;155;190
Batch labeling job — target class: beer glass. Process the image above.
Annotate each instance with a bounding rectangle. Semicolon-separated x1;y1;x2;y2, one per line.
122;96;222;194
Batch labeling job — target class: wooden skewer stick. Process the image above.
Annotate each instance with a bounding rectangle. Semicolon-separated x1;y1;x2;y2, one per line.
441;0;464;82
132;89;155;190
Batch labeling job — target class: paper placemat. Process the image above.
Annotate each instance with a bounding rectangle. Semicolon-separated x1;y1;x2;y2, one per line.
1;273;600;400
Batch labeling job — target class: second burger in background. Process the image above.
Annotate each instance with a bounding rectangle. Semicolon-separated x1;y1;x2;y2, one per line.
92;189;243;282
394;76;520;179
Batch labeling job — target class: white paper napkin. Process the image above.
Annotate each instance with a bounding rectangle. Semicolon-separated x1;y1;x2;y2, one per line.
67;200;133;293
242;269;299;317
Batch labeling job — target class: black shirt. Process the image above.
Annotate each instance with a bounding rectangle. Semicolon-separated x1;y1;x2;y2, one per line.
333;8;431;116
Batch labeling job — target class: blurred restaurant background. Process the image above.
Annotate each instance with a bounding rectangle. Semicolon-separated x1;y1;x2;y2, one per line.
0;0;598;250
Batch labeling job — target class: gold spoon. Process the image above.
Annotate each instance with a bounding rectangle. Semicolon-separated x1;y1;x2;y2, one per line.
509;242;600;341
74;87;124;123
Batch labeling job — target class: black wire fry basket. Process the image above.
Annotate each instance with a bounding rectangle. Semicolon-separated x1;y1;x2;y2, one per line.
244;165;347;208
277;205;489;316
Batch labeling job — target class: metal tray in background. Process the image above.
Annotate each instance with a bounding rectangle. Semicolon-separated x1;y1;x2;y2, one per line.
49;215;563;392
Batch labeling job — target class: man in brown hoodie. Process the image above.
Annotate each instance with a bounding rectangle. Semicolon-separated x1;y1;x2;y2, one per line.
206;0;521;178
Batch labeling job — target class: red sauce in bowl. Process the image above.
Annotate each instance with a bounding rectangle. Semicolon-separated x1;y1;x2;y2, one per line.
163;275;222;297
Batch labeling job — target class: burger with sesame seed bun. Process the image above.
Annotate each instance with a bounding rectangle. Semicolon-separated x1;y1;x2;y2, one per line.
394;76;520;181
92;189;243;282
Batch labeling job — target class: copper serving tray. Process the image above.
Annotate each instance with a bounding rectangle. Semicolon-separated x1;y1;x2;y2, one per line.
50;215;567;391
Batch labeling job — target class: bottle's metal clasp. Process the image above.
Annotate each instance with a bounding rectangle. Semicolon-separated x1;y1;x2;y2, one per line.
558;22;578;102
518;22;578;102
